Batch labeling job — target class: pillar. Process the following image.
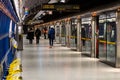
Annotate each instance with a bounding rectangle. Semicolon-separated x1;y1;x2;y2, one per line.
77;16;82;51
116;9;120;68
66;18;71;47
91;13;98;57
59;21;62;44
17;22;23;51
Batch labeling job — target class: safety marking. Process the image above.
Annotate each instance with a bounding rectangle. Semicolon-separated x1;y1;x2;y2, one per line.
81;38;91;41
99;40;116;45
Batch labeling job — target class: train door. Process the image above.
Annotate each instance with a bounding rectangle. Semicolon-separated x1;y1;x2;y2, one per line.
99;12;116;65
61;21;66;46
106;21;116;63
70;18;77;49
81;17;92;55
99;16;107;61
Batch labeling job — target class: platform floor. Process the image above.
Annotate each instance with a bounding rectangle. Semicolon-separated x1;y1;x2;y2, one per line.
22;37;120;80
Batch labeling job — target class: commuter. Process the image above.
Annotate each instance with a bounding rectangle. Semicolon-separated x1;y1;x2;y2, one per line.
27;27;34;44
35;28;41;44
43;27;47;39
74;28;77;46
48;26;55;48
81;26;86;46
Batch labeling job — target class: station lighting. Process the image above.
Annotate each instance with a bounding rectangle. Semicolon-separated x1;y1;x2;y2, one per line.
48;11;53;15
118;8;120;11
77;15;80;19
33;0;58;20
60;0;65;3
92;12;97;17
43;12;46;16
13;0;20;19
60;0;69;3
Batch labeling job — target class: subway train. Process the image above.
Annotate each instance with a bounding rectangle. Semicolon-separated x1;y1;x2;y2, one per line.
0;0;19;79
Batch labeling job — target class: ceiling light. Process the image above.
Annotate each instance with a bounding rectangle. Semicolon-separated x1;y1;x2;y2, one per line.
13;0;20;19
48;11;52;15
60;0;66;3
43;13;46;16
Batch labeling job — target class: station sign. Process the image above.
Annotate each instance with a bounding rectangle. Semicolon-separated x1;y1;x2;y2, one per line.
42;4;80;12
25;7;29;15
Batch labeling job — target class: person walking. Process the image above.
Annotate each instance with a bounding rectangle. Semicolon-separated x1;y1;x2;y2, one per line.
81;26;86;46
35;28;41;44
27;27;34;44
48;26;55;48
43;27;47;39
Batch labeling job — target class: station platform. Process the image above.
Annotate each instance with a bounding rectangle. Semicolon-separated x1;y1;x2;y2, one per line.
22;36;120;80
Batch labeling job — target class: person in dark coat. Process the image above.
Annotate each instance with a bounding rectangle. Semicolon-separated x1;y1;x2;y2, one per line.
74;28;77;47
48;26;55;48
35;28;41;44
43;27;47;39
81;26;86;46
27;28;34;44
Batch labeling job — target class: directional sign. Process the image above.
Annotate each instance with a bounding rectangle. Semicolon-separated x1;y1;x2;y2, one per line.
42;4;80;12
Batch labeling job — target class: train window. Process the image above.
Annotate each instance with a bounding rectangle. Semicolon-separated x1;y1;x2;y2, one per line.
61;21;66;37
107;12;116;18
98;22;107;40
106;22;116;42
56;26;60;36
81;24;92;38
81;17;92;39
99;14;106;20
99;15;107;40
61;25;66;35
99;12;116;41
71;19;77;36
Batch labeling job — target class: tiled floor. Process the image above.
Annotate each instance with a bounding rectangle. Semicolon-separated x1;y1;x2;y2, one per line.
22;37;120;80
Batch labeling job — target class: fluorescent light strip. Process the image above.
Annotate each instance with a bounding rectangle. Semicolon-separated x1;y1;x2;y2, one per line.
13;0;21;20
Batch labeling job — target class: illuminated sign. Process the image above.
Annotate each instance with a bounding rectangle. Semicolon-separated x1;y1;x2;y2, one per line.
42;4;80;11
25;7;29;15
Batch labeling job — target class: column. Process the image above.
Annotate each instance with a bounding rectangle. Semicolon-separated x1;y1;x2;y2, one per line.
77;16;82;51
65;19;69;47
54;22;57;42
59;21;62;44
67;18;71;47
91;13;98;57
65;19;68;46
17;22;23;51
116;9;120;68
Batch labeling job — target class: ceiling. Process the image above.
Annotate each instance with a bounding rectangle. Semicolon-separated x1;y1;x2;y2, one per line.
23;0;49;10
23;0;120;24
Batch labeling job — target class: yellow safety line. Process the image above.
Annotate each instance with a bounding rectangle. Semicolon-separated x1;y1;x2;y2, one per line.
99;40;116;45
61;35;115;45
69;36;91;40
61;34;66;37
81;38;91;41
70;36;77;39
